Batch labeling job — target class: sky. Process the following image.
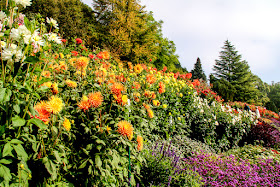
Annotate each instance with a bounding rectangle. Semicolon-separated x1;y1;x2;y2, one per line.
81;0;280;83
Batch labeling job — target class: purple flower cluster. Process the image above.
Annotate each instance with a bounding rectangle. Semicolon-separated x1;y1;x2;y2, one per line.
185;152;280;186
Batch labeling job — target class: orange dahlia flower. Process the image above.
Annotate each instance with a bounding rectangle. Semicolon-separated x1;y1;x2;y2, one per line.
111;82;124;95
34;101;50;124
75;56;89;69
137;135;143;151
117;120;134;140
78;96;91;111
88;91;103;108
147;109;154;118
134;64;143;74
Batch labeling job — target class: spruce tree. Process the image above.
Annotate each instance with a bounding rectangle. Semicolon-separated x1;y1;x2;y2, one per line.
211;40;259;102
191;57;206;81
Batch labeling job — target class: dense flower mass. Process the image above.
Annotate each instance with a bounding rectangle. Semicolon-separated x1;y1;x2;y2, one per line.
117;121;134;140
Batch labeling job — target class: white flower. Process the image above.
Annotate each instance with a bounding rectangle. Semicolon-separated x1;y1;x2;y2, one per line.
13;0;32;8
46;17;59;29
10;28;21;41
15;48;23;62
47;33;62;44
0;11;6;20
31;30;44;46
2;47;14;61
0;41;6;48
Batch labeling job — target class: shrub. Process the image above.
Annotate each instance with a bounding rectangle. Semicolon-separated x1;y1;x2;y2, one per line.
138;141;204;187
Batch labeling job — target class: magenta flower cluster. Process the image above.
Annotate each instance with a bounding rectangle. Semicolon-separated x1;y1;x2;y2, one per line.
185;152;280;186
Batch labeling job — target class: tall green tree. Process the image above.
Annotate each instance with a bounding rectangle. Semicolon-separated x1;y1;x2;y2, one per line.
211;40;259;102
191;57;206;81
267;83;280;112
92;0;160;63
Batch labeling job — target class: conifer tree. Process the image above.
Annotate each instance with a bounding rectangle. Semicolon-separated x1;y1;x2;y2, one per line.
191;57;206;81
211;40;259;102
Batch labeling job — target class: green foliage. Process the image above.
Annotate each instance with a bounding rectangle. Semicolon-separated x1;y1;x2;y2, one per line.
191;58;206;81
23;0;96;45
211;40;260;103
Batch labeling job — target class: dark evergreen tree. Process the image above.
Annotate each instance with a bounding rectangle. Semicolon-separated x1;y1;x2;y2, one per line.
211;40;260;102
267;83;280;112
191;57;206;81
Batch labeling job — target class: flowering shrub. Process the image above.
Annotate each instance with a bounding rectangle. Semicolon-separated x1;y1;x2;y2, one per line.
224;144;280;164
186;152;280;186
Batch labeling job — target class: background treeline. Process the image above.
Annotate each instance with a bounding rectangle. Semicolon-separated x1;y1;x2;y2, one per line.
22;0;187;73
21;0;279;111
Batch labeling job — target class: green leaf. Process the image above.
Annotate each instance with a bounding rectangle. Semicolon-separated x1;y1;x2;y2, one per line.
2;143;13;157
12;144;28;161
95;155;102;168
0;159;12;165
12;116;26;127
29;105;37;117
37;86;49;92
24;56;40;65
96;139;106;146
53;151;62;163
43;157;57;180
29;118;47;130
10;139;23;144
0;88;6;102
78;159;88;169
0;165;12;181
13;105;20;114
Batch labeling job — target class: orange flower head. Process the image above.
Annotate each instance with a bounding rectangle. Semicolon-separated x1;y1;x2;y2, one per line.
51;83;59;94
46;96;63;114
63;118;71;131
146;74;157;84
134;64;143;74
143;103;150;110
152;100;160;106
41;81;52;88
132;81;141;90
41;71;51;78
111;82;124;95
88;91;103;108
151;92;156;99
75;56;89;69
78;96;91;111
147;109;154;118
65;79;77;88
137;135;144;151
34;101;50;124
117;120;134;140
